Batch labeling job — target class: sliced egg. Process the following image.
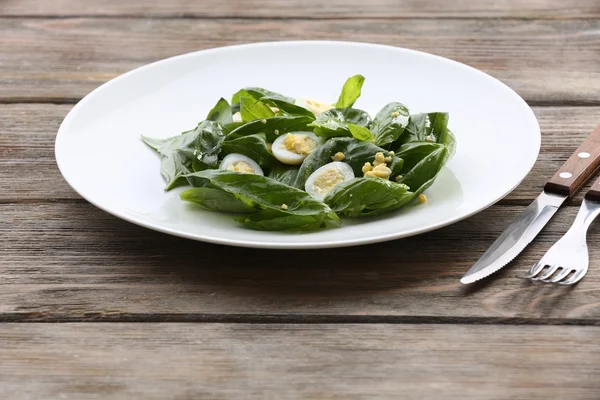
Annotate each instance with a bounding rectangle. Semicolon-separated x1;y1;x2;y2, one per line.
305;162;355;201
232;111;242;123
219;153;264;176
294;96;333;116
272;132;321;165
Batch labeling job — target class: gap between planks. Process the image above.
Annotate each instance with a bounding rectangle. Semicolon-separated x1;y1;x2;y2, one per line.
2;313;600;326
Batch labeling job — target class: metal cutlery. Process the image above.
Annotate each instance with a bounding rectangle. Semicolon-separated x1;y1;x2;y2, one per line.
527;176;600;284
461;124;600;284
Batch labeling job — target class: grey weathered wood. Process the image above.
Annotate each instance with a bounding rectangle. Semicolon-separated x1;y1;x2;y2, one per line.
2;201;600;322
1;323;600;400
0;18;599;103
3;0;599;19
2;104;599;204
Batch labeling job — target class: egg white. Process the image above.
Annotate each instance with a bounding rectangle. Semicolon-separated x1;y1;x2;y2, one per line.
272;132;321;165
219;153;264;176
305;161;355;201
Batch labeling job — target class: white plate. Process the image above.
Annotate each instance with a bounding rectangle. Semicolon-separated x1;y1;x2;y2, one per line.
55;41;540;249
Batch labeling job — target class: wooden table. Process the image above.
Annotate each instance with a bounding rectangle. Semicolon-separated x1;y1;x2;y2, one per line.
2;1;600;398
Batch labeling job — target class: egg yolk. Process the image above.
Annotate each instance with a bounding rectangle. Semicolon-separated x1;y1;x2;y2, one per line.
312;169;345;194
282;134;318;156
227;161;255;174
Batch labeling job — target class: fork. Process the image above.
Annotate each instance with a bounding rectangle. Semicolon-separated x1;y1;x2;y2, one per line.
527;175;600;285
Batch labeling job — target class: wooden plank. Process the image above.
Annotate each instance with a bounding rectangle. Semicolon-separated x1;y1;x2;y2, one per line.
3;0;599;19
1;323;599;399
0;18;599;103
2;200;600;322
2;104;600;204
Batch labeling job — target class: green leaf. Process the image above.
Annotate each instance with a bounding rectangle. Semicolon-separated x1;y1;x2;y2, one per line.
180;187;257;213
240;97;275;122
221;133;276;167
347;124;374;141
142;120;225;190
227;115;313;142
293;137;403;189
309;108;371;138
260;97;316;119
267;163;300;186
232;87;294;105
335;74;365;108
371;102;410;148
182;169;341;231
394;112;449;148
206;98;233;125
325;177;413;217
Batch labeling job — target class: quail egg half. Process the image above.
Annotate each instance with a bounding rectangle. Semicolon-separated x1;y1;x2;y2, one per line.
272;132;321;165
219;153;264;176
305;161;355;201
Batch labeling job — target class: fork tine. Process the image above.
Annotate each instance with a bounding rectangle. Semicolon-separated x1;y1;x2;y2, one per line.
534;264;561;281
526;261;547;278
547;268;573;283
558;269;587;285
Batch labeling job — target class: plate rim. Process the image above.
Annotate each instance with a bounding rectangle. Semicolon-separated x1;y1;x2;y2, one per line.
55;40;541;249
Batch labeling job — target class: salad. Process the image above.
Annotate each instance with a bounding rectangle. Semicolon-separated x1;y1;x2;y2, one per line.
142;75;456;231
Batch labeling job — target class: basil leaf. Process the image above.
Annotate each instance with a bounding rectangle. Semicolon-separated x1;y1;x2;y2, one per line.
240;97;275;122
142;136;171;152
261;97;316;119
232;87;294;105
371;102;410;148
182;169;341;231
206;98;233;125
309;108;371;138
347;123;374;141
162;149;193;191
325;177;413;217
227;115;313;142
335;74;365;108
221;133;276;167
293;137;403;189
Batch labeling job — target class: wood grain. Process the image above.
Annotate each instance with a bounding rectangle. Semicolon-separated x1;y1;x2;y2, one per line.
3;104;600;204
3;0;599;19
1;323;600;400
2;201;600;322
0;18;599;103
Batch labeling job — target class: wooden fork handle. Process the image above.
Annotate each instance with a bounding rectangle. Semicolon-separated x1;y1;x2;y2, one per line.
585;175;600;202
545;124;600;197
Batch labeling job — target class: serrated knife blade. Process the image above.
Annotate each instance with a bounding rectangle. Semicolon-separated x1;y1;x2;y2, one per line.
460;191;566;284
461;123;600;284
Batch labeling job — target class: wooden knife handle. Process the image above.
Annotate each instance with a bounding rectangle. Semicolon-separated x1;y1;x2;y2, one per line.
544;124;600;197
585;175;600;202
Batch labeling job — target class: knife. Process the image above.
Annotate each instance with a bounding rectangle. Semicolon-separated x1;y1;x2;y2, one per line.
461;124;600;284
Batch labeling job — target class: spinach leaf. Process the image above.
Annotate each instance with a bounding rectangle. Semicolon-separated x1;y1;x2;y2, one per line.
325;177;413;217
261;97;316;119
221;133;276;167
309;108;372;139
180;187;257;213
398;143;450;191
232;87;294;105
206;98;233;125
335;74;365;108
142;120;225;190
394;112;449;148
240;97;275;122
371;102;410;148
293;137;403;188
268;163;300;186
348;123;374;141
182;170;340;231
227;115;313;142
